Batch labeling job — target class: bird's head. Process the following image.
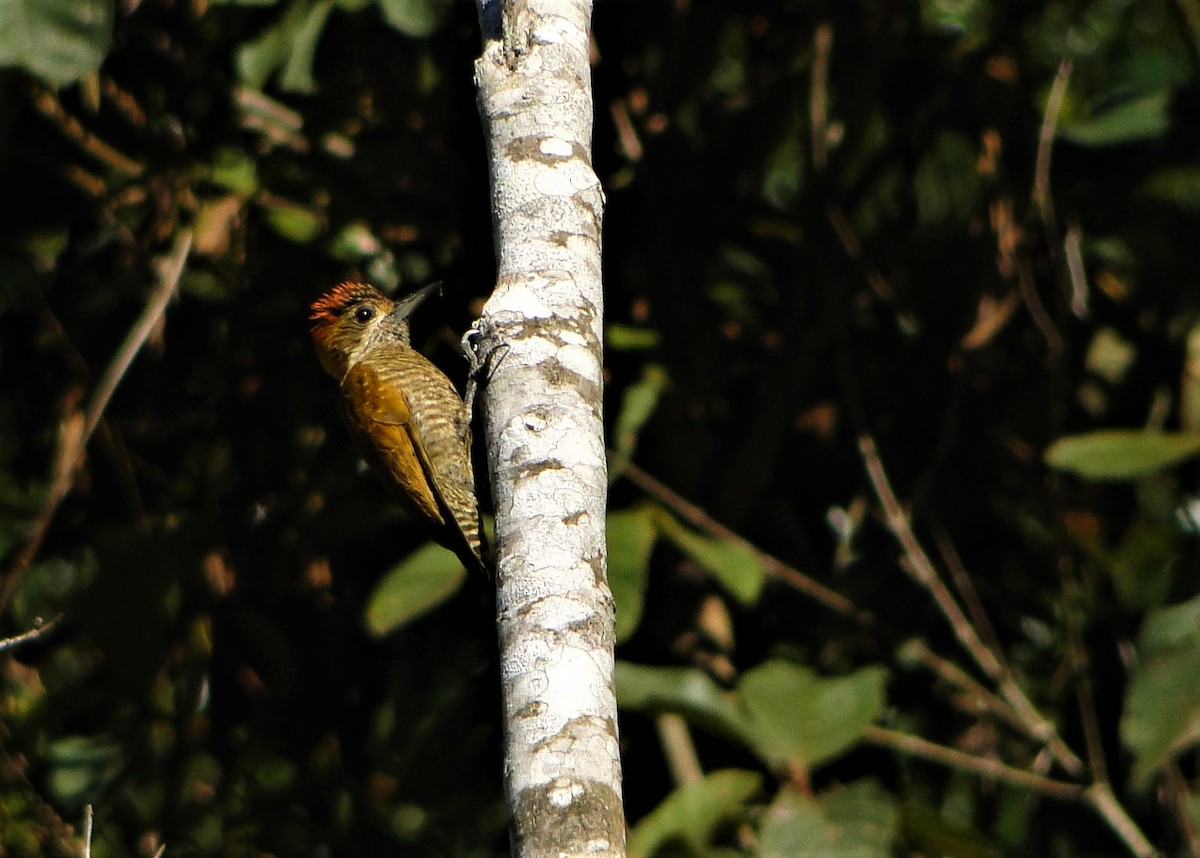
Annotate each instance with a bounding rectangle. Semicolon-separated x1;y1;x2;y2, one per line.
309;282;439;379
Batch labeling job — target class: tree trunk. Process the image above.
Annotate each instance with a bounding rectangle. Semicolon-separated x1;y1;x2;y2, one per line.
472;1;624;856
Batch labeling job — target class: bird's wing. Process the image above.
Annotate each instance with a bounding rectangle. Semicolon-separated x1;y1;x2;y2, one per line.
342;360;485;574
341;361;442;524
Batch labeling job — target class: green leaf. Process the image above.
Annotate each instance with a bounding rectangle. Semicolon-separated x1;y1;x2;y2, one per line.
739;660;887;771
1121;595;1200;786
615;662;746;738
259;198;325;243
1058;91;1172;147
44;735;124;811
237;0;334;94
376;0;452;37
607;507;657;643
279;0;335;93
611;364;668;468
606;324;662;352
1045;431;1200;481
1140;167;1200;211
655;510;764;606
364;542;468;636
627;769;762;858
204;147;259;197
760;781;898;858
0;0;112;87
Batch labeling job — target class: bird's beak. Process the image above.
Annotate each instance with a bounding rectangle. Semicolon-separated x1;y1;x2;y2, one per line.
388;282;442;322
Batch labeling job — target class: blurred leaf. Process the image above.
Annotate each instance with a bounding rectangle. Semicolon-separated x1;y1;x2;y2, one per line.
920;0;993;36
204;147;260;197
376;0;452;37
237;0;334;93
616;662;745;738
612;364;668;466
1084;327;1135;384
330;221;385;260
259;198;325;243
900;802;1001;858
364;541;468;636
1140;167;1200;211
739;660;887;771
44;735;124;811
762;115;804;211
1058;91;1171;147
607;507;657;643
759;781;898;858
280;0;335;93
914;131;984;228
0;0;112;87
1045;431;1200;481
1122;595;1200;786
655;510;764;606
627;769;762;858
606;324;661;352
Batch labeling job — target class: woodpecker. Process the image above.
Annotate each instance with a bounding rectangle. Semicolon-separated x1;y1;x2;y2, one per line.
309;282;487;576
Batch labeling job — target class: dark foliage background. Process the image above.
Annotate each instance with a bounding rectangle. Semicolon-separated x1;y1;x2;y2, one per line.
1;0;1199;855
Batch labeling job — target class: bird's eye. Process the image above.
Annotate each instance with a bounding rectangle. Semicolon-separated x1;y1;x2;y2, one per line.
353;305;375;324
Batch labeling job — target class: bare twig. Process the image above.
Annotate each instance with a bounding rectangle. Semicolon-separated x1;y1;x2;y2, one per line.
30;88;145;179
1164;762;1200;858
809;23;833;172
83;805;94;858
618;459;874;625
0;232;192;612
933;525;1002;659
1086;783;1160;858
1032;58;1072;233
859;434;1083;776
0;614;64;653
655;713;704;787
862;725;1082;801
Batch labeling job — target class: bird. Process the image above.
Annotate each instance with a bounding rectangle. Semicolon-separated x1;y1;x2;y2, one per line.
309;282;487;576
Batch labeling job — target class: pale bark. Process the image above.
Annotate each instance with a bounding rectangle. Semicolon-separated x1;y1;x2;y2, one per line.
471;1;623;856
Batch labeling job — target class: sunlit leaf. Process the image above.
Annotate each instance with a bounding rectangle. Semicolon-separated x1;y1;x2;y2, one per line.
1059;91;1171;147
606;324;661;352
365;542;468;636
760;781;898;858
1122;595;1200;786
204;147;260;197
655;510;764;606
607;507;657;643
259;198;325;243
377;0;452;37
616;661;745;738
1045;431;1200;481
611;364;667;468
44;736;124;810
627;769;762;858
237;0;334;94
0;0;112;87
739;660;887;771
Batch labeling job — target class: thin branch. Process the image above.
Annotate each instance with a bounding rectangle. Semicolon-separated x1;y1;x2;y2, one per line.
862;725;1083;801
30;87;144;179
0;232;192;612
809;22;833;172
1033;58;1072;234
1085;783;1160;858
1164;762;1200;858
903;639;1027;729
0;614;64;653
655;713;704;787
618;459;874;626
859;434;1083;776
84;805;94;858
